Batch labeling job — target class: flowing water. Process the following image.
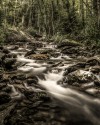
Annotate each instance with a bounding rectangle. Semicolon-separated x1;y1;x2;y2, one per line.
6;42;100;125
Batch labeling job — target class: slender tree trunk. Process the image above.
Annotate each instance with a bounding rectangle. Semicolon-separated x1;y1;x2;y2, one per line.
80;0;85;27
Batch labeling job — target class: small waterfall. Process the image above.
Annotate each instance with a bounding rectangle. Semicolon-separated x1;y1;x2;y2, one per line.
38;69;100;125
17;55;35;63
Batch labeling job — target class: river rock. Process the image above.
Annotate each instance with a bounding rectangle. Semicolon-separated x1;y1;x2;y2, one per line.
0;46;4;50
94;80;100;87
3;58;16;70
90;66;100;74
2;48;10;54
40;49;54;55
61;46;79;55
0;83;7;90
28;42;43;48
64;69;95;85
9;45;19;50
27;77;38;85
2;86;12;93
7;53;17;58
0;92;11;105
86;58;100;66
64;63;85;75
57;39;81;48
25;49;36;57
2;53;17;60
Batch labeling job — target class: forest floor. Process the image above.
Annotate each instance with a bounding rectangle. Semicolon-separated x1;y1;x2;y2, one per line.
0;30;100;125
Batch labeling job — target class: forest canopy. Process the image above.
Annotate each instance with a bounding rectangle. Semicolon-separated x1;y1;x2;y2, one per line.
0;0;100;42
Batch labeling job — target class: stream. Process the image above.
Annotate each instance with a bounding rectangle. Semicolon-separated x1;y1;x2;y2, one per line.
0;40;100;125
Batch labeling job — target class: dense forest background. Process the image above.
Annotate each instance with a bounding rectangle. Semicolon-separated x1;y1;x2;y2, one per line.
0;0;100;44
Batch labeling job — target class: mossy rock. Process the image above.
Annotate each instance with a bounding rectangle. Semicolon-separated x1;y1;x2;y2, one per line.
57;39;81;48
40;49;55;56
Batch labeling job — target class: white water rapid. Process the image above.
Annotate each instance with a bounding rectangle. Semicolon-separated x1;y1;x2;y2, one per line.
7;42;100;125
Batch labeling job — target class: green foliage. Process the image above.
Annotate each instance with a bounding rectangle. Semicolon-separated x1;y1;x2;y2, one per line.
0;0;99;46
26;27;38;37
51;33;66;43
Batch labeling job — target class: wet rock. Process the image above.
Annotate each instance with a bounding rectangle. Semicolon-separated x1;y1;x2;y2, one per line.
2;48;10;54
75;62;86;68
24;90;40;102
57;39;81;48
28;42;43;48
10;45;19;50
62;46;79;55
64;69;94;85
27;77;38;85
94;80;100;87
90;66;100;74
86;58;100;66
0;46;4;50
24;90;50;102
25;49;36;57
64;62;86;76
40;49;54;56
0;92;11;105
2;53;17;60
29;54;49;60
2;86;12;93
3;58;16;70
16;74;26;80
0;83;7;90
7;53;17;58
64;65;79;75
0;52;5;61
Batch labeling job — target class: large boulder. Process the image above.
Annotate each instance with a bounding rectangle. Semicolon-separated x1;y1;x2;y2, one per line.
64;62;86;75
64;69;95;85
6;30;29;43
57;39;81;48
61;46;79;55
